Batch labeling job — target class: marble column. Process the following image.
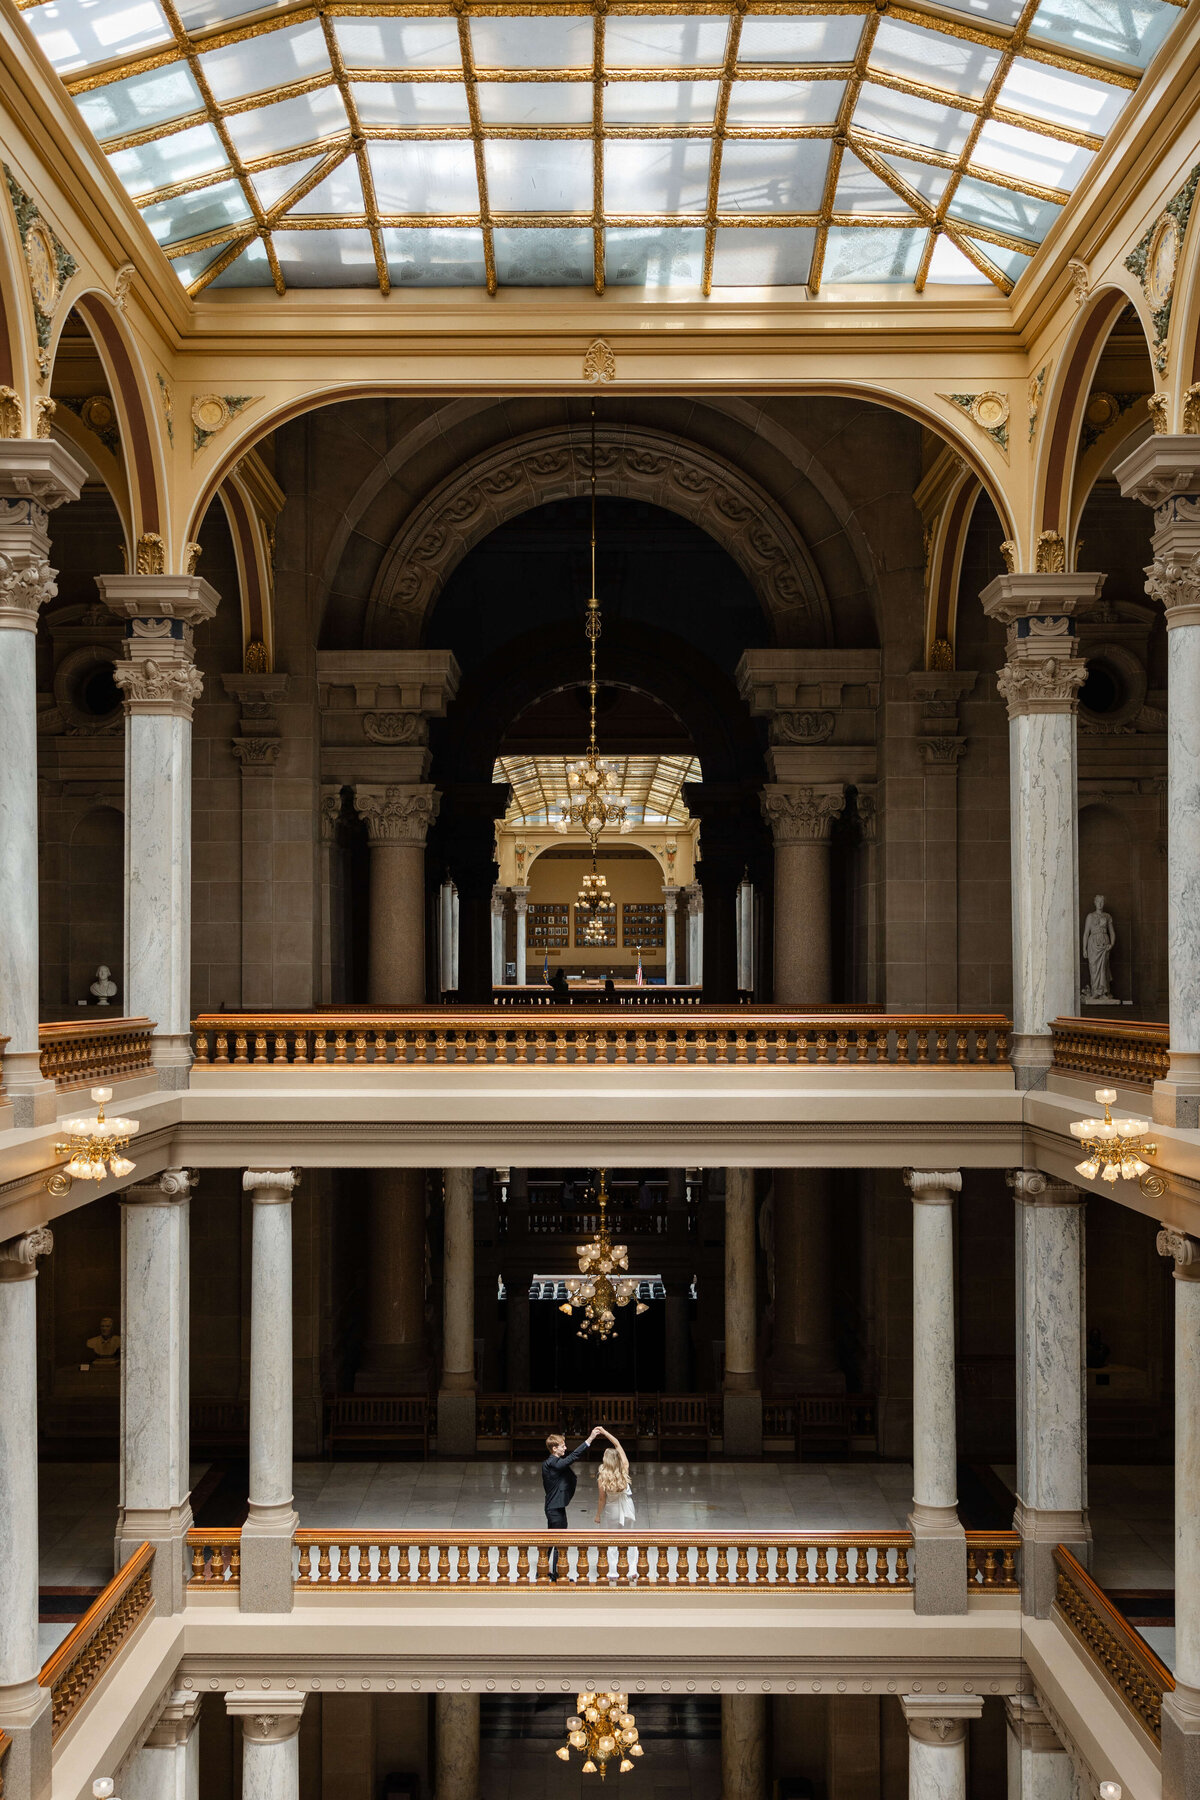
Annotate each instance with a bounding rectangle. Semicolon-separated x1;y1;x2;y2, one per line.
980;573;1104;1085
1003;1696;1072;1800
353;782;439;1004
770;1170;841;1392
241;1169;299;1614
125;1692;201;1800
1009;1170;1089;1617
438;1168;476;1455
663;886;679;985
97;574;220;1089
490;886;506;987
684;882;704;987
721;1695;767;1800
1115;440;1200;1124
513;886;529;988
0;1228;54;1800
723;1168;761;1455
116;1170;197;1616
356;1168;428;1392
225;1694;305;1800
902;1697;983;1800
760;784;845;1003
1157;1226;1200;1800
0;442;86;1125
904;1169;966;1615
436;1693;480;1800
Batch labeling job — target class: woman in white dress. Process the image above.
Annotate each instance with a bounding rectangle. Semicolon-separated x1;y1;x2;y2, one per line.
592;1427;635;1527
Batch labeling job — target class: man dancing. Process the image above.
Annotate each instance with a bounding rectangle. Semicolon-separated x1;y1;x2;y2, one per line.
542;1427;599;1581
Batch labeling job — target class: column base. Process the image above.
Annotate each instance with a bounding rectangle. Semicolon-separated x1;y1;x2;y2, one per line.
1162;1684;1200;1800
240;1502;298;1614
437;1389;477;1456
151;1033;193;1091
115;1499;194;1616
1011;1501;1090;1619
3;1052;58;1128
1153;1055;1200;1128
722;1390;763;1457
1010;1034;1053;1090
0;1679;52;1800
908;1506;967;1615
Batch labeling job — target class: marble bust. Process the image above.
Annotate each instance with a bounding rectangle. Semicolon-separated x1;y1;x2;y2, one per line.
85;1316;121;1363
1082;895;1116;1001
90;965;117;1005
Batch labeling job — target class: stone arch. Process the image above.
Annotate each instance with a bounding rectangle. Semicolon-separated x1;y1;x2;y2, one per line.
366;424;831;650
524;836;677;881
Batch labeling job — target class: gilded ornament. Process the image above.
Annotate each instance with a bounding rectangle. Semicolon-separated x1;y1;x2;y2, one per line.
969;391;1009;431
1183;384;1200;435
135;532;166;576
3;165;77;348
1126;164;1200;375
111;262;134;314
244;637;268;673
156;372;174;445
0;386;23;438
25;218;61;318
929;637;954;671
183;541;203;574
583;339;615;384
34;395;55;439
1027;365;1047;443
81;393;117;438
1034;530;1066;574
1147;392;1169;433
1066;259;1090;307
1084;391;1120;434
1145;212;1179;312
999;540;1018;573
191;393;230;435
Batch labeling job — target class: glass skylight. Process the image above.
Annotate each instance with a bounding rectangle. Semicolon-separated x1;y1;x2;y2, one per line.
496;754;702;829
20;0;1181;297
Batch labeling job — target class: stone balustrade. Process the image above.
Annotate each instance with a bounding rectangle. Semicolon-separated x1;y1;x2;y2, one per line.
38;1541;154;1740
1053;1545;1173;1742
37;1017;155;1091
193;1010;1010;1070
1050;1015;1169;1089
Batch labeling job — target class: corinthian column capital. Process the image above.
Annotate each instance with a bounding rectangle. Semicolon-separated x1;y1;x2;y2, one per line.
760;783;845;845
353;782;440;845
98;575;220;721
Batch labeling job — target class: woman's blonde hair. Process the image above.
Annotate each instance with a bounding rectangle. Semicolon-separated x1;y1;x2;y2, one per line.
597;1447;628;1494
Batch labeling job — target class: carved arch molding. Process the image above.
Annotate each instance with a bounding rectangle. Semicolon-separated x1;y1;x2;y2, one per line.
365;425;833;647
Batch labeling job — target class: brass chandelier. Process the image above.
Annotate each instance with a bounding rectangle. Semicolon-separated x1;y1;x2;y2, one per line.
1069;1087;1164;1195
559;1170;648;1340
556;1690;643;1778
55;1086;139;1182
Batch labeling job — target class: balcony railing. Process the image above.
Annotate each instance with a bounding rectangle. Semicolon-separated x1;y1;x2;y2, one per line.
38;1017;155;1092
193;1011;1010;1070
1050;1016;1169;1090
1053;1545;1173;1742
38;1541;154;1740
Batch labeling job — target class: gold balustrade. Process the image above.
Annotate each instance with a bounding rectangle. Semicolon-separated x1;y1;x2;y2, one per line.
1050;1016;1169;1090
1053;1546;1173;1742
38;1542;154;1740
186;1527;242;1586
0;1727;9;1800
38;1017;155;1091
289;1529;913;1590
965;1531;1020;1591
193;1011;1009;1070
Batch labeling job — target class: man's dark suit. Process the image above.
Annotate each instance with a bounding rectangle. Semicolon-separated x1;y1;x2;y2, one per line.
542;1440;590;1579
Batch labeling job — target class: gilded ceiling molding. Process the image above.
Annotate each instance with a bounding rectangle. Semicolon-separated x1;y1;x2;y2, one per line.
367;424;830;648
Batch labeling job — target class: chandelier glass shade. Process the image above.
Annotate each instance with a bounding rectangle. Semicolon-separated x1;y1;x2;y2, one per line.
56;1086;139;1182
555;1690;643;1778
558;1171;649;1340
1069;1087;1163;1194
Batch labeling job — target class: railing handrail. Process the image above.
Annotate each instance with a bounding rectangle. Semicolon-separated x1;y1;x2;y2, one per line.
195;1008;1010;1028
37;1016;156;1091
1053;1545;1173;1741
1050;1016;1169;1089
292;1527;914;1547
38;1542;155;1740
37;1015;154;1041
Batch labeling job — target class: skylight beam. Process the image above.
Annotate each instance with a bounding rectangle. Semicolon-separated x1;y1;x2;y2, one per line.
700;2;745;298
811;10;881;295
455;3;498;294
592;1;605;295
319;10;390;292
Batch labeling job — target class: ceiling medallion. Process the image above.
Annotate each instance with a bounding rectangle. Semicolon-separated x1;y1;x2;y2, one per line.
969;391;1009;431
1145;212;1180;312
25;219;61;317
191;394;231;434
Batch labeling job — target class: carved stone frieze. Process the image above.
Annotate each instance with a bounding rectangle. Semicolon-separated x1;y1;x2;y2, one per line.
364;710;425;745
771;710;834;745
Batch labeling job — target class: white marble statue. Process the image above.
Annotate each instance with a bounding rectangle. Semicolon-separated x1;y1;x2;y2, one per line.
90;964;117;1005
85;1316;121;1363
1081;895;1116;1001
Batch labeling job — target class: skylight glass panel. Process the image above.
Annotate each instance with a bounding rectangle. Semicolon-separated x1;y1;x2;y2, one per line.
926;235;987;281
352;82;470;127
604;80;720;124
605;140;712;214
108;121;228;197
823;225;926;282
725;79;844;126
24;0;172;75
209;236;274;284
176;0;285;27
964;235;1032;279
288;160;365;217
930;0;1023;25
484;141;593;213
225;88;348;160
604;15;729;66
1027;0;1177;68
369;141;480;214
870;19;1001;99
737;15;864;62
250;156;323;211
834;153;910;214
171;241;244;286
335;16;462;69
712;224;815;285
853;83;972;156
201;24;330;104
75;65;202;143
717;140;830;213
384;227;488;285
477;81;592;125
972;118;1094;189
142;178;252;246
492;227;593;283
947;172;1062;241
998;58;1124;133
470;16;593;68
605;226;705;286
271;228;380;286
878;154;952;207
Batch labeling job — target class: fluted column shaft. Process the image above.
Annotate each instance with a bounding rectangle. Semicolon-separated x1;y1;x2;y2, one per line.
723;1169;761;1455
117;1170;197;1615
354;783;439;1004
902;1698;982;1800
438;1168;476;1454
760;785;845;1004
1009;1170;1088;1616
905;1169;965;1615
227;1695;304;1800
241;1170;299;1613
1158;1228;1200;1799
0;444;85;1125
0;1228;54;1800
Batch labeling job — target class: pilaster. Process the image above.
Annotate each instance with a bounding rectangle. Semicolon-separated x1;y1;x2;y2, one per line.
316;649;460;785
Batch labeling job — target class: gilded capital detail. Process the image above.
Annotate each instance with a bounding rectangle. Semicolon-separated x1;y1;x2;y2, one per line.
760;784;845;845
353;783;440;845
995;617;1087;718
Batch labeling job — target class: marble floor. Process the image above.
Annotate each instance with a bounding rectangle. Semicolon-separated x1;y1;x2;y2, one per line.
993;1463;1173;1590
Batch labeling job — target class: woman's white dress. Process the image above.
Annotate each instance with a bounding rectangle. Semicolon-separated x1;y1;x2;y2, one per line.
612;1483;636;1527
